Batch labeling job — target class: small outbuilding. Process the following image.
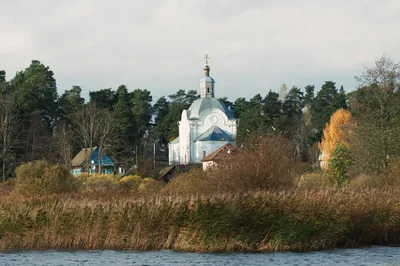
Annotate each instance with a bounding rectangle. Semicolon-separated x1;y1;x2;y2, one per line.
71;147;114;175
201;143;238;171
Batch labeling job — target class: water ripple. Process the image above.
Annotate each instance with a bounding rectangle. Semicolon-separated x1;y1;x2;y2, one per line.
1;246;399;266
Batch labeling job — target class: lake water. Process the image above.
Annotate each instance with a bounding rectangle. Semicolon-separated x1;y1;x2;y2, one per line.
1;246;399;266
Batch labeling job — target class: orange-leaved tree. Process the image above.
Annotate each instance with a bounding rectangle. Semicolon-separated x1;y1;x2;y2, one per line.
318;108;354;169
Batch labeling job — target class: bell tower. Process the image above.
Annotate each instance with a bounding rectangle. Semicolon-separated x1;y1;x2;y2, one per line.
200;54;215;98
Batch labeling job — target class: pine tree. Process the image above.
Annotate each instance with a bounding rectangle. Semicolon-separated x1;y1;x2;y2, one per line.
131;89;152;146
89;88;116;111
151;96;169;145
303;85;315;106
310;81;347;142
233;97;250;119
218;97;234;110
114;85;134;147
263;90;281;128
58;86;85;120
11;60;59;131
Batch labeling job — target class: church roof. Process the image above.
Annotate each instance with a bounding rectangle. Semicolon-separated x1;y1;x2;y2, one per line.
200;76;215;83
170;136;180;144
195;126;234;142
188;97;234;120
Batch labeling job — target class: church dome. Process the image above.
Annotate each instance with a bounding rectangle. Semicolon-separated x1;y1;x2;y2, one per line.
199;76;215;83
188;97;234;120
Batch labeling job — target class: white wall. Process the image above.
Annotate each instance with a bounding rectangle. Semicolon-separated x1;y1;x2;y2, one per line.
179;110;190;164
194;140;229;163
168;142;180;165
197;109;236;138
203;161;216;171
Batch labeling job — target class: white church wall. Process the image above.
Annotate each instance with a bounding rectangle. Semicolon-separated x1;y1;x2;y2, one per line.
168;144;173;164
169;142;180;165
194;141;229;163
179;111;189;164
197;109;236;138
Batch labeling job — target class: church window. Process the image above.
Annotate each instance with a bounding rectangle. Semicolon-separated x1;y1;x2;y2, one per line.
203;151;206;158
207;87;210;93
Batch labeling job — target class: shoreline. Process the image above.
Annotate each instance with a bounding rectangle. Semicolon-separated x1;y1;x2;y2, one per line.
1;244;399;254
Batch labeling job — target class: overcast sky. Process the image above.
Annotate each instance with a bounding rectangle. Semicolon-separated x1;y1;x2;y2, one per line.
2;0;400;101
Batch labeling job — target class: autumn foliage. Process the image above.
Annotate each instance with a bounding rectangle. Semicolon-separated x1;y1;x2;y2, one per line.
319;109;354;168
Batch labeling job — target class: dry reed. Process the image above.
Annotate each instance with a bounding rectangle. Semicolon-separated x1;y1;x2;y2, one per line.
1;187;400;252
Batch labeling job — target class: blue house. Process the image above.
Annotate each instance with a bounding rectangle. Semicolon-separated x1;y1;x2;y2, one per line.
71;147;114;175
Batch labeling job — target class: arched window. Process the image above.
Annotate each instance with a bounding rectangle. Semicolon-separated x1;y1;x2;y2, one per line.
207;87;210;93
203;151;206;158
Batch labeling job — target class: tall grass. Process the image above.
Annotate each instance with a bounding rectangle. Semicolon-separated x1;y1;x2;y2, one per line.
2;137;400;252
1;188;400;252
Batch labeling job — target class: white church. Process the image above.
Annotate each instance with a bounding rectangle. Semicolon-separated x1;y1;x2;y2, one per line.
168;57;237;165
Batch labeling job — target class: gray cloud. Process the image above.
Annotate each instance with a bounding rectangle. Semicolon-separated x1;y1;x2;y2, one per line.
1;0;400;100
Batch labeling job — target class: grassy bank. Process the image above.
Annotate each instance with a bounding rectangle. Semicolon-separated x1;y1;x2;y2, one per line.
1;188;400;252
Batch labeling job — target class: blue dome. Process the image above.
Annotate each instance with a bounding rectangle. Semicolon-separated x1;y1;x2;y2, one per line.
200;76;215;83
188;97;234;120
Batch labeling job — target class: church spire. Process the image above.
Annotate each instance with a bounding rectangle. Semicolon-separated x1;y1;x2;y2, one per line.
200;54;215;98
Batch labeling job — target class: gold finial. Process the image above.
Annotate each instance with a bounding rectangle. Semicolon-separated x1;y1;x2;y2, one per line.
204;54;210;65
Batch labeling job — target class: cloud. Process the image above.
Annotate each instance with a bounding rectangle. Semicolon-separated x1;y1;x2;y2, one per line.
1;0;400;100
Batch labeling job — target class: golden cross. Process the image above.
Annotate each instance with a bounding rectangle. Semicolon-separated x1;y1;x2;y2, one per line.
204;54;210;64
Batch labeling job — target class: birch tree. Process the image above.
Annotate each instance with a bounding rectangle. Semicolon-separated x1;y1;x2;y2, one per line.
0;96;20;181
72;103;117;173
55;121;73;167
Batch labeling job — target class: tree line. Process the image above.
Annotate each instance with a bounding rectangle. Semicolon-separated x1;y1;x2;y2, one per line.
1;56;396;181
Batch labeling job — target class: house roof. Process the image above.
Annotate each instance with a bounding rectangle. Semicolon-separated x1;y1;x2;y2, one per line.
195;126;234;142
158;165;176;181
202;143;237;162
71;147;114;167
71;147;96;167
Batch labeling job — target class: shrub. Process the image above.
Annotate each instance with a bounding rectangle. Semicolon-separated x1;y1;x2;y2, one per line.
138;178;163;193
164;134;301;196
84;174;120;189
118;175;142;190
347;158;400;188
162;168;213;196
71;173;89;189
297;171;331;189
14;160;72;196
71;174;163;192
328;143;353;186
347;173;383;188
138;159;153;177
